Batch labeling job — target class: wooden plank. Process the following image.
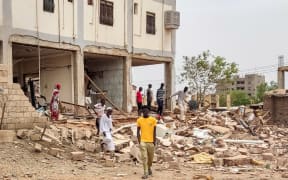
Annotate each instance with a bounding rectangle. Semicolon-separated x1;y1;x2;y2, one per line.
85;73;127;115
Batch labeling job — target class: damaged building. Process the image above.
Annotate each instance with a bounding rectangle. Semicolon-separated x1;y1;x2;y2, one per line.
0;0;179;116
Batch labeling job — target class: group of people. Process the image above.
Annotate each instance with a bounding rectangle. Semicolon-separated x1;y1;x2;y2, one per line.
136;83;166;118
136;83;189;121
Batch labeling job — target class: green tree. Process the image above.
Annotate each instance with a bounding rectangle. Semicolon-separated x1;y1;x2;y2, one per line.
180;50;238;106
256;81;278;102
230;90;250;106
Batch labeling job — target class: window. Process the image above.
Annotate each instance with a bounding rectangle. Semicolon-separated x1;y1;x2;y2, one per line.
146;12;156;34
43;0;55;13
134;3;138;15
88;0;93;5
100;0;113;26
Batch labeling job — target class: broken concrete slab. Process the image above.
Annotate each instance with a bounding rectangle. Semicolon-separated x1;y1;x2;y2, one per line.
223;155;252;166
262;153;274;161
70;151;85;161
0;130;16;143
130;144;142;163
29;133;41;141
16;129;29;139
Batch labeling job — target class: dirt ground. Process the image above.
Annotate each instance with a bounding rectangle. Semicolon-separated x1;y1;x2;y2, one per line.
0;141;286;180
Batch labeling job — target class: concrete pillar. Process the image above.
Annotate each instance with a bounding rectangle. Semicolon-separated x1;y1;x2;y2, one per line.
165;62;174;110
1;39;13;84
277;70;285;89
226;94;231;110
73;50;85;105
123;56;132;112
216;95;220;108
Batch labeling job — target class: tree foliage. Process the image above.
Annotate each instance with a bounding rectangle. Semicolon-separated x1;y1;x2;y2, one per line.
180;50;238;105
256;81;278;103
230;90;250;106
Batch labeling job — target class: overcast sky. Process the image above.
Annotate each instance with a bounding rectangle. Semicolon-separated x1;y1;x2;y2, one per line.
133;0;288;91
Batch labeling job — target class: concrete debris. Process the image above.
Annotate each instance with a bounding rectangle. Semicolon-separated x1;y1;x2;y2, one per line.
0;130;16;143
70;151;85;161
2;104;287;177
34;143;42;152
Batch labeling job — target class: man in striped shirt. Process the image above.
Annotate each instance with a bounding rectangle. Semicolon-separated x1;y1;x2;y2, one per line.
156;83;165;118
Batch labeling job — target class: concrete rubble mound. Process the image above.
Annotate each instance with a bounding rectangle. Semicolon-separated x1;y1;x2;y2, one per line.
1;106;288;178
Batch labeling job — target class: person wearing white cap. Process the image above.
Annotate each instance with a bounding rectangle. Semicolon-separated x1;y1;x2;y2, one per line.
99;107;115;157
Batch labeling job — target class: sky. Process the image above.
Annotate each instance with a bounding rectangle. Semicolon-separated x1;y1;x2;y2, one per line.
132;0;288;92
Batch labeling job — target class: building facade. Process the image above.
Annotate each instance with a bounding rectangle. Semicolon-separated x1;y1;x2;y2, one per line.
216;74;265;97
0;0;179;112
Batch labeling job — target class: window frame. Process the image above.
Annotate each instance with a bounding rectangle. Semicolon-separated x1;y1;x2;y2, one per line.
43;0;55;13
146;12;156;35
88;0;93;5
100;0;114;26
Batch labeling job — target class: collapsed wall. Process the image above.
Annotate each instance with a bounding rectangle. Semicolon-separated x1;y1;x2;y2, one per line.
264;90;288;125
0;65;48;130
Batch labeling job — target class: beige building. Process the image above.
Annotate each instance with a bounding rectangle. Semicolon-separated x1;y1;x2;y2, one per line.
216;74;265;97
0;0;179;112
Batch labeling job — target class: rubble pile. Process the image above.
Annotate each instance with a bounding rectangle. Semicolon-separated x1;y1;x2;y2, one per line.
10;107;288;175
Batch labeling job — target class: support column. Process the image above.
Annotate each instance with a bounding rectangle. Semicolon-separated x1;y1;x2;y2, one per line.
277;70;285;89
165;61;174;110
1;39;13;84
123;56;132;112
74;50;85;105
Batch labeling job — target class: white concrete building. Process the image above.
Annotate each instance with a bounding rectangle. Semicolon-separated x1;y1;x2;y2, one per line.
0;0;179;112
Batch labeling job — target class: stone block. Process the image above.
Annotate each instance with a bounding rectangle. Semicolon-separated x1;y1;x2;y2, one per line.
223;155;252;166
0;130;16;143
70;151;85;161
262;153;274;161
6;123;16;130
23;112;32;118
29;133;41;141
34;143;42;152
84;141;97;152
16;129;29;139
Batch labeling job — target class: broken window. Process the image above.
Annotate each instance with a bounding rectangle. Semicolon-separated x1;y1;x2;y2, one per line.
100;0;114;26
43;0;55;13
88;0;93;5
146;12;156;34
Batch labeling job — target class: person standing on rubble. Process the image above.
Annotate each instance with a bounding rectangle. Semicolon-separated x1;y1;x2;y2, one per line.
99;107;115;158
94;99;106;136
146;84;153;110
156;83;165;118
50;83;61;121
137;87;143;116
170;86;189;121
137;106;157;179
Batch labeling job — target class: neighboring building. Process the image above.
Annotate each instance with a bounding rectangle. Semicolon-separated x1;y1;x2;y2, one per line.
216;74;265;97
0;0;179;112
